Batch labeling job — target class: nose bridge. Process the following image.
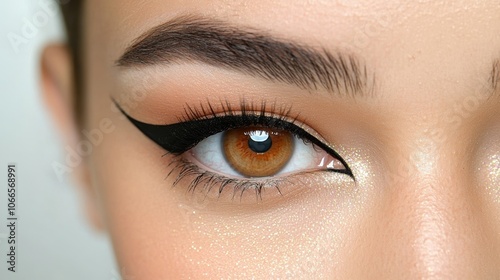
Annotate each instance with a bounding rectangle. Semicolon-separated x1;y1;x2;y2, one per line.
382;133;494;278
405;170;460;277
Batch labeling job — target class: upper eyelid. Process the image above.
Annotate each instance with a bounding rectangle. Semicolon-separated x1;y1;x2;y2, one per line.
179;99;334;148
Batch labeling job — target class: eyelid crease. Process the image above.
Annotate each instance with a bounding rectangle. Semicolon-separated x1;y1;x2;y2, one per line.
112;98;355;179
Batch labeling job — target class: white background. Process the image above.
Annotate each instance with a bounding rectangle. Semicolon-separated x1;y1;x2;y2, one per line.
0;1;117;279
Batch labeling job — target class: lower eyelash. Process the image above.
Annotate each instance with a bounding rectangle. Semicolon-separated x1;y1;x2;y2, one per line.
166;156;287;201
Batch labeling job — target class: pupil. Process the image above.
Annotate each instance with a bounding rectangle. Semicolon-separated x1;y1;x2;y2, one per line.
248;131;272;153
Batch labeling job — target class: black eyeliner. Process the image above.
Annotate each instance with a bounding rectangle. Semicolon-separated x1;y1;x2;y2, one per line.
113;99;354;178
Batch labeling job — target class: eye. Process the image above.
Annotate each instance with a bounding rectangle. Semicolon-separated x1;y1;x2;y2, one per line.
113;99;354;198
189;126;346;178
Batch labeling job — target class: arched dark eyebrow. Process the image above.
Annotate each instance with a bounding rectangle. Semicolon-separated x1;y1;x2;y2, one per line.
116;15;374;98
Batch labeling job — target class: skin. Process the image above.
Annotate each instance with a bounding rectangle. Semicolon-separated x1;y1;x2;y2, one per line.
41;0;500;278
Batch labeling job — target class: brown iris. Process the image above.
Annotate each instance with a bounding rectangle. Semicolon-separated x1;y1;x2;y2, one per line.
223;127;294;177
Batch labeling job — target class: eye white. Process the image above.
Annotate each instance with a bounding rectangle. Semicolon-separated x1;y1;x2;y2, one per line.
190;131;325;178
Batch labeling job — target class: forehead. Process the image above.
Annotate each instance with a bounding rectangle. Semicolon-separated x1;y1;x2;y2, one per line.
84;0;500;107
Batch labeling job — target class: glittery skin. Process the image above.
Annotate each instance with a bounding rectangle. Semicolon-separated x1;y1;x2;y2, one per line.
53;0;500;278
486;154;500;203
172;173;363;278
160;146;375;278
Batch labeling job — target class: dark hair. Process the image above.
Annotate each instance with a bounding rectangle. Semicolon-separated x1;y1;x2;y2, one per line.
59;0;84;124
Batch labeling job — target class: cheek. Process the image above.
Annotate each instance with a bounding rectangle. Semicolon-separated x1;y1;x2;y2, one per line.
89;119;185;277
475;127;500;230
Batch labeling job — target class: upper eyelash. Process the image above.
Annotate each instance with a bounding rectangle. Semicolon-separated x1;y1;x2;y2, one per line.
113;98;354;178
183;99;354;175
179;98;295;122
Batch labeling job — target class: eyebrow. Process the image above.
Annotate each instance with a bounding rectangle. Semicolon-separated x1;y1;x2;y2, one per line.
116;15;373;97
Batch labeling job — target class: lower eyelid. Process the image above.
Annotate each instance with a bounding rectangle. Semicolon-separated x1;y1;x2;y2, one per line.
165;133;352;201
167;158;353;203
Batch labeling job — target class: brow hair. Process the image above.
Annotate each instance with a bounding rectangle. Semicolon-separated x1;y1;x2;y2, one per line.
117;15;373;97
